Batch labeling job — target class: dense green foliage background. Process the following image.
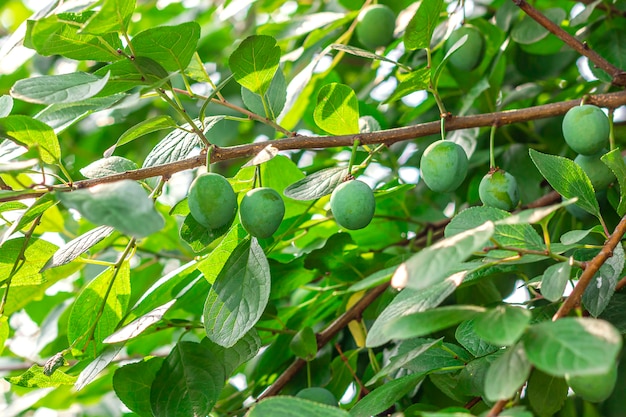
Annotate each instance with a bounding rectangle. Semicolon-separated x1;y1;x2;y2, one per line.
1;0;626;416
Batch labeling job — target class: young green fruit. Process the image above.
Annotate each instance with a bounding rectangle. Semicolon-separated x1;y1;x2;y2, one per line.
188;172;237;229
566;366;617;403
445;26;485;71
574;151;615;191
420;140;469;193
355;4;396;50
562;105;609;155
239;187;285;238
479;169;520;211
295;387;338;406
330;180;375;230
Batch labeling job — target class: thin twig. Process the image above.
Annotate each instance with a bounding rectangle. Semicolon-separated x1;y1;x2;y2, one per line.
487;399;508;417
513;0;626;86
4;90;626;204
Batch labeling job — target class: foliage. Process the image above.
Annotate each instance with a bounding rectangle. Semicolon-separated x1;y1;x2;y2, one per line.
1;0;626;416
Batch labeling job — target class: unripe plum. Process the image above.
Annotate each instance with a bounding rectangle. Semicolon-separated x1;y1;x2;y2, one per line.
420;140;468;193
479;169;520;211
566;366;617;403
355;5;396;50
574;151;615;191
562;105;609;155
445;26;485;71
295;387;338;406
188;172;237;229
330;180;375;230
239;187;285;238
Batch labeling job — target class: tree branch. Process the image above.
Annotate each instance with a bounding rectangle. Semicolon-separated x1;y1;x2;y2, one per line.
3;90;626;204
513;0;626;86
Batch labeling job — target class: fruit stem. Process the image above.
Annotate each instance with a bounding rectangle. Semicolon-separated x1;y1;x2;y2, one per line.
440;116;446;141
348;139;360;174
489;123;497;169
205;145;214;172
608;108;615;151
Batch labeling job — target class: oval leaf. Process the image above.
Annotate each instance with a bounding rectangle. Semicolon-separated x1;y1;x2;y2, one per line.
248;396;350;417
284;167;349;200
484;343;532;402
229;35;281;95
313;83;359;135
473;305;532;346
11;71;110;105
540;261;572;302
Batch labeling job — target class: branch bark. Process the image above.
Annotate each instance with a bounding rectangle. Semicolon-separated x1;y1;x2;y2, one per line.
3;89;626;204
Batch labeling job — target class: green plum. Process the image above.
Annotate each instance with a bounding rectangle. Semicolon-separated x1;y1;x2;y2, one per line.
574;151;615;191
479;169;520;211
239;187;285;238
295;387;338;406
562;105;609;155
188;172;237;229
355;5;396;50
445;26;485;71
566;366;617;402
420;140;469;193
330;180;375;230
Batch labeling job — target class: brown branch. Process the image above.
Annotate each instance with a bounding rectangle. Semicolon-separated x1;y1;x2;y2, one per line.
616;275;626;292
256;281;389;401
3;90;626;204
573;0;626;18
487;399;509;417
513;0;626;86
553;214;626;320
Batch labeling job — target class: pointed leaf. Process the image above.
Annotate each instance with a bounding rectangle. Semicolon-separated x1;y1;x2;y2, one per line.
0;115;61;163
58;180;164;237
540;261;572;302
368;338;442;384
601;148;626;215
473;305;532;346
350;373;426;417
11;72;110;105
203;238;271;347
7;365;76;388
484;343;532;402
0;95;13;117
582;242;624;317
523;317;622;376
104;300;176;343
391;221;494;290
0;238;58;286
150;341;225;417
35;94;126;133
81;0;136;34
529;149;600;218
130;22;200;71
229;35;281;95
105;115;178;157
331;43;405;67
114;357;164;417
42;225;114;271
313;83;359;135
526;369;568;417
404;0;444;50
80;156;138;179
75;344;124;391
284;167;349;200
386;67;430;103
249;397;350;417
1;194;56;245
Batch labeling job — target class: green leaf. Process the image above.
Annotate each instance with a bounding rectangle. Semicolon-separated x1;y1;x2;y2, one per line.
105;115;178;157
142;117;223;168
484;343;532;402
455;320;499;357
522;317;622;376
391;221;494;290
526;369;568;417
249;396;350;417
540;261;572;302
0;115;61;163
58;180;165;238
35;94;126;133
560;227;594;245
104;300;175;343
75;344;124;391
347;265;396;292
203;238;271;347
368;338;442;384
1;194;56;245
495;199;576;226
366;275;462;347
42;225;114;271
196;224;247;283
511;8;566;45
401;339;470;374
601;148;626;215
80;156;138;179
130;22;200;71
529;149;600;218
26;13;123;61
289;326;318;361
241;68;287;120
350;373;425;417
81;0;136;35
331;43;406;67
0;238;58;286
94;57;170;96
114;357;164;417
386;67;430;103
11;72;110;105
283;167;349;200
404;0;444;50
7;365;76;388
0;316;8;355
180;213;235;253
0;95;13;117
67;262;131;353
150;341;225;417
313;83;359;135
384;305;486;341
201;330;261;376
582;243;624;317
473;305;532;346
229;35;281;95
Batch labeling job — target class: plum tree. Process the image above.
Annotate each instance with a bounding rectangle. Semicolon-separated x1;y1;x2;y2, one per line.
355;4;396;50
239;187;285;238
420;140;468;192
330;180;375;230
562;105;609;155
574;151;615;191
446;25;485;71
188;172;237;229
479;169;520;211
566;366;618;402
295;387;338;406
